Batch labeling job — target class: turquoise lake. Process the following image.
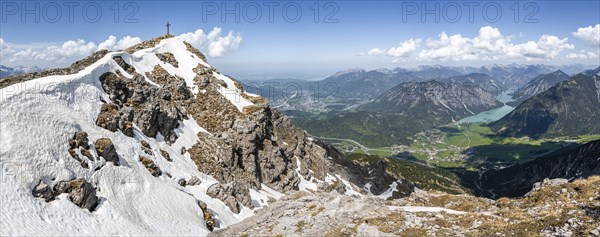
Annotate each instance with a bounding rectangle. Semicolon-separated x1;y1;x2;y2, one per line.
458;89;515;124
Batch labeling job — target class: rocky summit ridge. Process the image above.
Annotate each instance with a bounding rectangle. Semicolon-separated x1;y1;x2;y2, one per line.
0;35;411;235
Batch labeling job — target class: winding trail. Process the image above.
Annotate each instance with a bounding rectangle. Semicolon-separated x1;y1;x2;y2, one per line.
272;91;297;109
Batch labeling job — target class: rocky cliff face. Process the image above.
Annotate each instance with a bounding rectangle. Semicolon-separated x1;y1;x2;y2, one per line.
491;74;600;138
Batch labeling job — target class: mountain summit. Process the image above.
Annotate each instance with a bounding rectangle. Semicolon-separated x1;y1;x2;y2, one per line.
0;35;409;235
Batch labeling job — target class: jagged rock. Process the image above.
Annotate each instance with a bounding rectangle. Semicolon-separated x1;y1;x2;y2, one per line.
98;71;187;144
139;156;162;177
32;180;54;202
188;176;202;186
69;131;90;150
206;182;251;214
156;52;179;68
68;131;95;168
34;178;99;212
118;106;134;137
178;179;187;187
67;178;99;211
99;72;130;104
113;56;135;74
140;140;153;155
95;138;119;165
160;149;172;162
184;41;207;62
53;180;71;194
96;103;120;132
526;178;570;196
197;200;216;231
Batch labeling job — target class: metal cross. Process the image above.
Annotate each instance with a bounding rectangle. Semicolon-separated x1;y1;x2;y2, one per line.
166;21;171;35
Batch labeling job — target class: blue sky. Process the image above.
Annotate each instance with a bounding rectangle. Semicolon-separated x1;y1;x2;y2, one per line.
1;1;599;79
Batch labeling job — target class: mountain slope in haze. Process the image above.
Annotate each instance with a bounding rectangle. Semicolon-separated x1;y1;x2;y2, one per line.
436;73;506;96
319;68;420;100
0;65;43;78
491;73;600;138
361;80;503;122
479;139;600;198
469;64;557;88
508;70;570;106
0;35;411;236
289;81;502;147
582;66;600;77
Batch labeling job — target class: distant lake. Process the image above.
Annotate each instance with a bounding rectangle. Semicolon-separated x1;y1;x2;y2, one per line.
458;89;515;124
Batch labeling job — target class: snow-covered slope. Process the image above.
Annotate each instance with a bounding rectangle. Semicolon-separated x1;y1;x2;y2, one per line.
0;36;270;236
0;34;412;236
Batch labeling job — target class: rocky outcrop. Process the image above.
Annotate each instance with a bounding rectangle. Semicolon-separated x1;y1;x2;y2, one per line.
206;182;250;214
139;156;162;177
96;103;121;132
160;149;172;161
156;52;179;68
68;132;94;168
188;106;332;213
140;140;153;155
95;138;119;165
32;178;99;212
197;200;217;231
65;178;100;211
32;180;54;202
98;70;188;143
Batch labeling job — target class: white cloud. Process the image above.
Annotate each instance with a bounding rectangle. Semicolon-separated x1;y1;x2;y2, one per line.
10;39;97;63
573;24;600;47
361;26;580;62
1;28;243;68
565;50;599;60
360;38;421;57
179;27;242;57
387;39;421;57
98;35;142;51
417;26;572;61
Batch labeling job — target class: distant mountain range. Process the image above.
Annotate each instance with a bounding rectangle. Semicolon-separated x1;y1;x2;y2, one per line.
0;65;43;78
508;70;570;106
290;80;504;146
242;64;585;110
361;80;503;122
492;72;600;138
435;73;506;96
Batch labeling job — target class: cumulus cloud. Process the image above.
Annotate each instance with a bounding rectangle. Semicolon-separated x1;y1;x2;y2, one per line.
360;38;421;57
361;26;582;62
565;50;599;60
573;24;600;47
11;39;97;63
179;27;242;57
418;26;573;61
2;27;242;67
98;36;142;51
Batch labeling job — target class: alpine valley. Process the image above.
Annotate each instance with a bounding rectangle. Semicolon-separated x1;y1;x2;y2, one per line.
1;34;600;237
